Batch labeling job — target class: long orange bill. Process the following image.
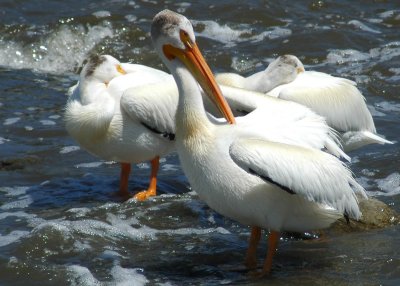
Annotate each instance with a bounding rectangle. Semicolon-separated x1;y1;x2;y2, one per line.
163;30;236;125
117;64;127;75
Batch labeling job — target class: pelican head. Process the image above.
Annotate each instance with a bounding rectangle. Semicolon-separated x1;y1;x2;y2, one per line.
81;54;127;85
265;54;305;85
151;9;235;124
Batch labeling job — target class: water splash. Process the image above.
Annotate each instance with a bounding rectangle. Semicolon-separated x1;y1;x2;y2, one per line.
193;20;291;47
0;23;114;74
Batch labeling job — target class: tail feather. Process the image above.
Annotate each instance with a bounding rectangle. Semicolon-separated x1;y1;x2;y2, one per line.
342;130;394;152
326;138;351;162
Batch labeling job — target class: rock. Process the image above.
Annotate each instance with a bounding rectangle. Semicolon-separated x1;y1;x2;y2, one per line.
331;195;399;232
0;155;40;171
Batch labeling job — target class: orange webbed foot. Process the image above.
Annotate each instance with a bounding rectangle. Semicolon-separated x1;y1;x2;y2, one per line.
133;188;156;201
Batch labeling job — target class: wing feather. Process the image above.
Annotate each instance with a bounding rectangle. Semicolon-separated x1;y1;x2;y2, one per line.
229;138;366;219
120;81;178;138
267;71;376;132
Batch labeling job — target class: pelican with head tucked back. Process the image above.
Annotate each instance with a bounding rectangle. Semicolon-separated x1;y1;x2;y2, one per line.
151;9;366;276
216;55;393;151
65;54;177;200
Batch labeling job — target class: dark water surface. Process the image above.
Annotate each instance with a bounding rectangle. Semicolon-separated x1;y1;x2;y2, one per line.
1;1;399;285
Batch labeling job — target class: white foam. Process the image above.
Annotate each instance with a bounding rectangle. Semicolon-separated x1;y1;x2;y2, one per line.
355;176;373;192
125;15;138;22
367;105;386;117
0;211;34;220
230;56;260;73
110;265;148;286
326;49;370;65
137;162;149;169
161;164;179;172
3;117;20;125
193;20;245;46
376;173;400;196
60;145;81;154
176;2;191;13
92;11;111;18
193;20;291;47
106;213;157;240
24;126;34;131
374;101;400;113
170;226;231;236
0;186;29;197
0;196;33;210
49;115;61;120
99;249;122;260
0;24;114;74
255;27;292;41
327;42;400;66
67;265;100;286
0;230;30;247
67;207;91;217
75;161;104;168
67;264;148;286
304;23;331;31
348;20;381;34
40;120;56;126
378;10;400;20
0;137;10;144
73;240;93;252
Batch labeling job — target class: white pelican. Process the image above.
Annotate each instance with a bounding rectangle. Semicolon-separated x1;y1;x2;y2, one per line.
216;55;393;151
65;54;176;200
216;54;304;96
151;9;366;275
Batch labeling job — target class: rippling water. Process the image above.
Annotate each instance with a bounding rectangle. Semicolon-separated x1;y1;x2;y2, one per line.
1;1;400;285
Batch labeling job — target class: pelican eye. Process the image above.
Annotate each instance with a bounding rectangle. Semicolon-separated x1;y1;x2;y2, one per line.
180;30;193;49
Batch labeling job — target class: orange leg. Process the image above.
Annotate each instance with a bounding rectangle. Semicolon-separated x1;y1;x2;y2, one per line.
118;163;131;196
134;156;160;201
245;226;262;270
260;231;280;276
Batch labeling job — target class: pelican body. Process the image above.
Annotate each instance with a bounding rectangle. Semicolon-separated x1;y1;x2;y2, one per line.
216;55;393;151
151;10;366;276
65;54;176;200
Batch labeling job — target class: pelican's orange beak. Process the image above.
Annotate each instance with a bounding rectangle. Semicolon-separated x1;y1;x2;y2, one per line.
297;66;305;74
163;30;236;125
117;64;127;75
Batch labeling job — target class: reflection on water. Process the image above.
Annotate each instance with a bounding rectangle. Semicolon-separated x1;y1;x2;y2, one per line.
0;1;399;285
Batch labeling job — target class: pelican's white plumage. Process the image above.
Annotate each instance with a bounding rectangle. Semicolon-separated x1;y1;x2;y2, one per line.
216;54;304;94
151;9;366;275
65;53;348;201
65;54;176;199
208;86;350;161
216;55;393;151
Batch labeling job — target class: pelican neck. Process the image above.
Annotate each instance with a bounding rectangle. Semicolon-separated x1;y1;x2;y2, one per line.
79;77;108;105
170;62;212;137
244;70;276;93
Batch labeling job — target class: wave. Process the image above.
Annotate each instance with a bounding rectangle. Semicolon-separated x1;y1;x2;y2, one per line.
192;20;291;48
0;23;114;74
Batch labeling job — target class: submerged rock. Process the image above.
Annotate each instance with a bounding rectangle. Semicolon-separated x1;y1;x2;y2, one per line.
0;155;40;171
331;195;399;232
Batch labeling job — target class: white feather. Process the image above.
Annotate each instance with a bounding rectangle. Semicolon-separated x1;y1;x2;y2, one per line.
229;138;366;219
